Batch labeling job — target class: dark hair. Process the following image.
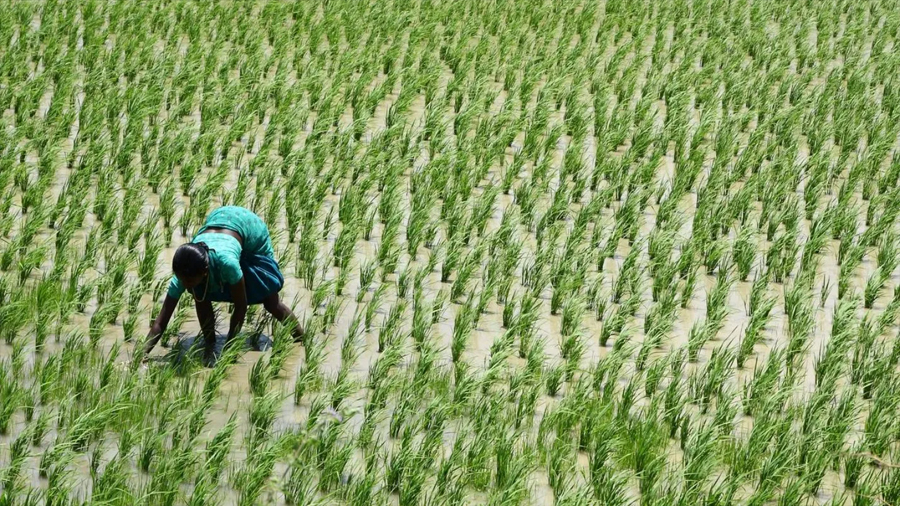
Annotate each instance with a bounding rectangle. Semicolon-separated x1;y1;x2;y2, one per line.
172;243;210;278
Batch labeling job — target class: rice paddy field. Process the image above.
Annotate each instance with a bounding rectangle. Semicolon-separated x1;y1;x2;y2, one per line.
2;0;900;504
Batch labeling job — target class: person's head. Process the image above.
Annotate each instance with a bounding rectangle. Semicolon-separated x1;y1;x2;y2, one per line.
173;243;210;289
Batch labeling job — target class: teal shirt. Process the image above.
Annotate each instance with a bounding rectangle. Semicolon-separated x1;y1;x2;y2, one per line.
167;206;275;300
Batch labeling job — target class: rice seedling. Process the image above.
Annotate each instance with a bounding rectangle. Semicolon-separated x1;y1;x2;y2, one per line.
283;458;319;505
365;282;389;331
233;435;285;506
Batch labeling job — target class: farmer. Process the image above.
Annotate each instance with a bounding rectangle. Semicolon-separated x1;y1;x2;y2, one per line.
143;206;304;363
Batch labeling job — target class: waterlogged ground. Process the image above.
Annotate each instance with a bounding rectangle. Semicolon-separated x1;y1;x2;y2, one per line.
1;0;900;505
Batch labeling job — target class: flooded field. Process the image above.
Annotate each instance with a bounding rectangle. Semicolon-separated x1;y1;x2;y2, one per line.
1;0;900;504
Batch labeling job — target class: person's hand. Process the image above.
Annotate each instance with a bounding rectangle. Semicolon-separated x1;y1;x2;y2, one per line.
143;325;163;356
130;333;153;372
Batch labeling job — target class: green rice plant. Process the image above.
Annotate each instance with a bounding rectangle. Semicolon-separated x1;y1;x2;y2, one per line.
385;426;417;494
338;309;365;366
802;209;831;265
378;298;407;353
742;346;786;418
64;399;129;453
820;390;858;471
559;295;585;359
249;389;282;439
612;244;642;304
309;278;335;316
489;433;535;506
863;269;888;309
598;305;627;348
501;292;518;329
362;207;378;242
440;235;464;284
322;295;345;332
876;232;900;274
546;434;578;501
732;225;757;281
814;298;858;388
545;363;565;397
843;442;867;489
329;364;355;411
17;244;49;285
318;429;354;494
433;287;452;327
2;424;32;492
680;258;699;308
334;219;360;272
756;419;799;492
450;244;485;303
879;455;900;506
378;218;404;277
690;345;735;413
357;258;378;303
39;441;75;495
620;408;667;497
837;248;865;301
137;427;165;474
31;408;50;447
682;418;720;495
233;435;284;506
747;272;774;317
819;276;832;308
706;265;734;329
590;279;610;322
687;319;709;362
31;277;60;352
397;265;414;300
92;456;136;505
784;281;815;367
0;297;29;345
249;356;272;397
549;277;572;318
767;229;801;283
451;305;474;364
703;236;729;275
648;226;678;277
484;332;515;393
851;317;884;394
409;295;434;350
298;331;327;393
368;343;404;396
390;377;422;440
363;282;389;332
283;459;319;505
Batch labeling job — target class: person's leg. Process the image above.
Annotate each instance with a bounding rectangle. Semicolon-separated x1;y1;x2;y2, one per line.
195;299;218;361
262;292;305;343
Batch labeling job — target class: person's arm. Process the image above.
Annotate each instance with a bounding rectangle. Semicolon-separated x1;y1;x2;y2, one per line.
144;294;179;354
226;277;248;343
196;299;217;345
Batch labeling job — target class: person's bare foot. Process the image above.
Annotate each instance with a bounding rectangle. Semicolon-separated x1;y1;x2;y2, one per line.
292;326;305;345
223;335;240;352
142;336;159;356
202;346;217;368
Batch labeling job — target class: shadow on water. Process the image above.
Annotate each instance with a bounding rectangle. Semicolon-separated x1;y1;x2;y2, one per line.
157;332;273;368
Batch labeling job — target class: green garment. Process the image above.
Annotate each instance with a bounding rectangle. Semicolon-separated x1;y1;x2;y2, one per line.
167;206;275;300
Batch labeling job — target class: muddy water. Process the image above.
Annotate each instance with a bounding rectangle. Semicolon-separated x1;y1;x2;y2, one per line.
0;8;892;506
